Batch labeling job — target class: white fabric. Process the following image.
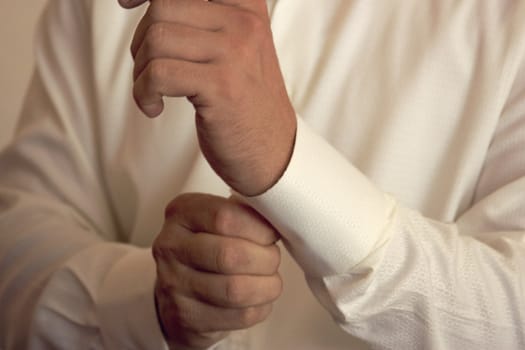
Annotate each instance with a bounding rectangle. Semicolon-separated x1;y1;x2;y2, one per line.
1;0;525;349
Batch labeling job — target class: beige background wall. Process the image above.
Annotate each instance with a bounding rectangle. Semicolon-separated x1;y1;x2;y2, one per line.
0;1;48;149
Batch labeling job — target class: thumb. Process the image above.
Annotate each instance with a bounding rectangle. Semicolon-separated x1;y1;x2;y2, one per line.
165;193;280;246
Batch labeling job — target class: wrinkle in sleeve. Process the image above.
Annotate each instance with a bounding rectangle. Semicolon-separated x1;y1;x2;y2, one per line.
29;244;167;350
0;1;168;349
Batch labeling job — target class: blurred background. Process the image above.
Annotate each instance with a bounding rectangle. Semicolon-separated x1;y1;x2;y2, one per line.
0;1;48;150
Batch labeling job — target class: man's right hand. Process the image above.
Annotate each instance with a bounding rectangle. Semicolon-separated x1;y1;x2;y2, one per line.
153;193;282;350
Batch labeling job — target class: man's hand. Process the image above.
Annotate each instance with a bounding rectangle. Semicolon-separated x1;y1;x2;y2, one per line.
153;193;282;349
122;0;297;196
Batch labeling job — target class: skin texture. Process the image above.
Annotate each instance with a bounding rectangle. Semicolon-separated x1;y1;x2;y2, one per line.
118;1;296;348
124;0;297;196
154;194;282;349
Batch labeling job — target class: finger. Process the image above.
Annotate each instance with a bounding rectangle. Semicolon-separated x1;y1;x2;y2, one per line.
158;290;273;333
165;193;279;246
131;0;230;57
191;273;283;308
133;58;211;117
118;0;148;9
133;23;222;81
158;259;282;308
174;231;281;275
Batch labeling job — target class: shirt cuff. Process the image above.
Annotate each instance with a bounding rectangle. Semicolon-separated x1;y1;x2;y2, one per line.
97;246;169;350
241;117;396;277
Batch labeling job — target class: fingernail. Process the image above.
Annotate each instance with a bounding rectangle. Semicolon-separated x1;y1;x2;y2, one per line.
118;0;143;9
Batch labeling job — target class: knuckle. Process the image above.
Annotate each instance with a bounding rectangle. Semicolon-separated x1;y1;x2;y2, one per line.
172;238;190;265
154;254;183;288
214;205;235;235
155;237;188;271
156;274;186;309
146;59;166;85
225;276;247;305
165;194;187;218
165;293;200;331
172;301;194;330
151;241;165;262
145;22;167;51
215;241;240;273
135;60;164;98
152;234;174;262
239;306;264;327
262;226;280;245
269;245;281;273
270;275;284;300
155;278;174;299
236;10;265;35
225;11;267;63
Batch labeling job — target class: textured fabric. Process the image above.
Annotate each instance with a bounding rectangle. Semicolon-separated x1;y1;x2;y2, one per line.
1;0;525;349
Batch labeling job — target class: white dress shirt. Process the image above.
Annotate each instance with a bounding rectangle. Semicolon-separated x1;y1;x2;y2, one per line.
1;0;525;349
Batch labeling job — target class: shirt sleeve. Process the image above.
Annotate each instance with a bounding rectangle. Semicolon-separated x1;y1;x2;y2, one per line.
242;66;525;350
0;1;167;349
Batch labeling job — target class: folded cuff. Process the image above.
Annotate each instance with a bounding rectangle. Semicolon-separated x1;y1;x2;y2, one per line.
241;118;396;277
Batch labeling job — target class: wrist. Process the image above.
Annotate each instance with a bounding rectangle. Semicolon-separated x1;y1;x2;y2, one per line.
233;113;297;197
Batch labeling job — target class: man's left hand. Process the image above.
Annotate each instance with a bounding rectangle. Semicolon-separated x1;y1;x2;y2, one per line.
122;0;297;196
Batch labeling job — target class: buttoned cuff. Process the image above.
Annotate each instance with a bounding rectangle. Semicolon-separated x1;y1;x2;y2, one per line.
98;246;169;350
241;118;396;277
